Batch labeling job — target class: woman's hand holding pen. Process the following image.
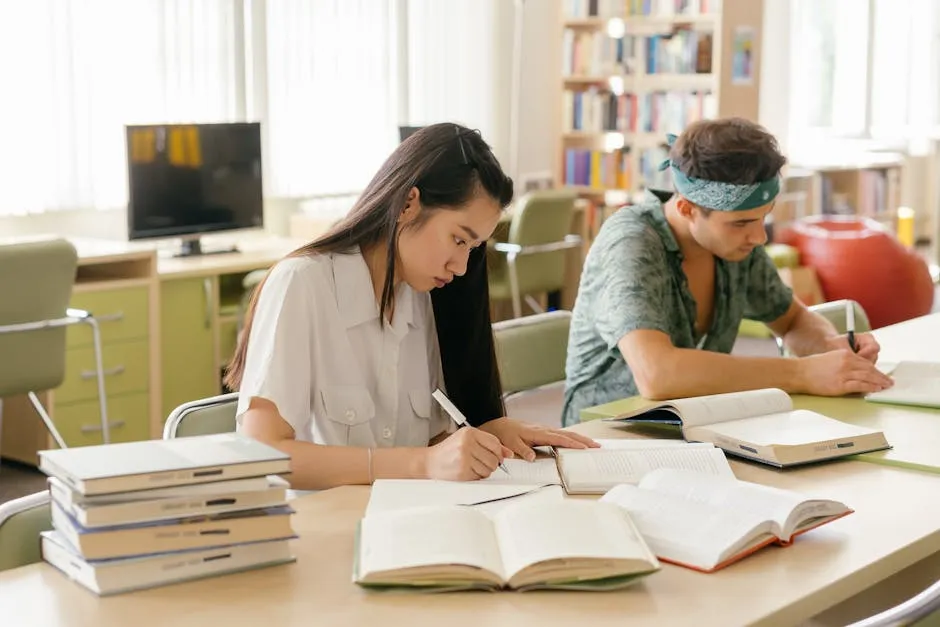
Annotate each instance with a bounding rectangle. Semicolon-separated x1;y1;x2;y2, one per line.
423;428;514;481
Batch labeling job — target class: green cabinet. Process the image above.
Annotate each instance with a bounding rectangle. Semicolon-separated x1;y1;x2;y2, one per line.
160;277;219;419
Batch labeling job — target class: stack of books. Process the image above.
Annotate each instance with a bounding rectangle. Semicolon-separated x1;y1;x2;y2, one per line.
37;433;296;595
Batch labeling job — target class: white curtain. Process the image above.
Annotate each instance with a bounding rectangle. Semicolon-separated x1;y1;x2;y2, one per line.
262;0;399;198
0;0;242;216
405;0;506;162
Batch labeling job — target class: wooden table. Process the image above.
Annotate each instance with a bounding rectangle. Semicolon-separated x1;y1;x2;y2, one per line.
2;415;939;626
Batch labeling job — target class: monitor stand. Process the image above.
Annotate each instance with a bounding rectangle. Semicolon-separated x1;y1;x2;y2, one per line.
173;237;240;258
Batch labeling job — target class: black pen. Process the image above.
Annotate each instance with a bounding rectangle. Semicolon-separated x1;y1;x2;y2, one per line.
846;301;858;353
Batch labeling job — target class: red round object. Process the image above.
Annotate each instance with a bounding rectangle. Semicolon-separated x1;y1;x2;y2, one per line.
778;215;934;329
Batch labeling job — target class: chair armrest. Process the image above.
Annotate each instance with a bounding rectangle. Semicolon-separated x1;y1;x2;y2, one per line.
66;308;91;320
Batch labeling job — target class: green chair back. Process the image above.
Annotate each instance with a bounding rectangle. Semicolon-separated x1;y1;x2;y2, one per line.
0;491;52;572
0;239;78;396
501;190;578;295
493;311;571;396
809;299;872;334
163;392;239;439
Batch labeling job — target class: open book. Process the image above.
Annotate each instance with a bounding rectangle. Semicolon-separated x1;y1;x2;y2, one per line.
479;440;734;495
867;361;940;409
354;499;660;591
600;468;853;573
604;388;890;467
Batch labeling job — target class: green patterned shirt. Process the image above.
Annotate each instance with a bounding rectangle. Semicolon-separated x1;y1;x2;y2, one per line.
562;191;794;426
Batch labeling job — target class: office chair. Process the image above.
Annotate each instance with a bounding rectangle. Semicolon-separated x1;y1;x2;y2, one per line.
0;239;110;450
0;490;52;572
163;392;239;439
488;190;582;318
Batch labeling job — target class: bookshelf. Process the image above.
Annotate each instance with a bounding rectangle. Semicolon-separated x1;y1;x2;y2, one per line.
559;0;764;217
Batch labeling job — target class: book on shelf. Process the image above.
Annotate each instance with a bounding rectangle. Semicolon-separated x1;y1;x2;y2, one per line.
38;433;291;496
479;439;734;495
51;503;297;561
48;475;290;528
353;499;660;592
603;388;891;467
866;361;940;409
600;468;853;572
41;531;295;596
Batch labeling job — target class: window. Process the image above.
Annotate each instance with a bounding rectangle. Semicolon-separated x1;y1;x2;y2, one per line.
789;0;940;154
0;0;243;216
0;0;502;216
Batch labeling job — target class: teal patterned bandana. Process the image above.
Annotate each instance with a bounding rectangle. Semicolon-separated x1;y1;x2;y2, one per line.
658;133;780;211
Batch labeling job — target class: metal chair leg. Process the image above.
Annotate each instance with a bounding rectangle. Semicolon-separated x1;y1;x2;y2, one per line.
524;295;545;314
84;316;111;444
27;392;67;450
507;252;522;318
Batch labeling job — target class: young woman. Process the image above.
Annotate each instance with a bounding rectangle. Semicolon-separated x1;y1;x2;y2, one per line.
225;123;596;490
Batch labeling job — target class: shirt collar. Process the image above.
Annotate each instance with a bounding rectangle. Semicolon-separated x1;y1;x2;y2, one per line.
640;189;681;256
332;247;423;331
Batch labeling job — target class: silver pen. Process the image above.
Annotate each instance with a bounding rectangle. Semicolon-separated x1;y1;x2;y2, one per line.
431;388;510;475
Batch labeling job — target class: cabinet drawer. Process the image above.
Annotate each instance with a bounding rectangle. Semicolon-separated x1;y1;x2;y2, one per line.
68;286;150;348
219;318;239;368
55;392;151;448
57;340;149;405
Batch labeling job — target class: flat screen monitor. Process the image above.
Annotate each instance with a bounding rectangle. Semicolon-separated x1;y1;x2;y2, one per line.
398;126;424;143
126;122;264;256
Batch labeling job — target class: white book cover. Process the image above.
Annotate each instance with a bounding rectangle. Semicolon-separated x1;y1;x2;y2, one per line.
49;475;290;528
39;433;291;495
41;530;295;596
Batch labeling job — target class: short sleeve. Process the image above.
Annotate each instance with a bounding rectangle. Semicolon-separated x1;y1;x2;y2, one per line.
594;228;674;349
743;248;794;322
236;258;317;436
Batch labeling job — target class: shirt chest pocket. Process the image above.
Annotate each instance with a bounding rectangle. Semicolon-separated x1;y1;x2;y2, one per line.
405;388;435;446
319;385;376;447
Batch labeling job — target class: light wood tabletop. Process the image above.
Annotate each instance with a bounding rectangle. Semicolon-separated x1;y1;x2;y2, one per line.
2;416;939;627
3;315;939;626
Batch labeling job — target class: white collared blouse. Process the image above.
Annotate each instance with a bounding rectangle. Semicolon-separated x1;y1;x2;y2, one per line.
235;248;452;447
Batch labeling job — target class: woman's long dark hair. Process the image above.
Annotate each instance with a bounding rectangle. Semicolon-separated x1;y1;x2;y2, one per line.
225;123;513;425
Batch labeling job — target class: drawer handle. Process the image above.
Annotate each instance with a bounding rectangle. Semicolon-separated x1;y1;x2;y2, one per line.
96;311;125;323
80;420;126;434
80;365;126;380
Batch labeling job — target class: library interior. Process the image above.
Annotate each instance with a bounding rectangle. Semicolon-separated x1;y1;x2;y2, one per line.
1;1;939;625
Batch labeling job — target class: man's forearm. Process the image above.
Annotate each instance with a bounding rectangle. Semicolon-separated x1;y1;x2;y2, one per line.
640;348;805;400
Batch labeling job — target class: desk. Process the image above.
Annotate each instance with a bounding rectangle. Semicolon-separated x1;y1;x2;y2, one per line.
581;313;940;474
1;422;938;626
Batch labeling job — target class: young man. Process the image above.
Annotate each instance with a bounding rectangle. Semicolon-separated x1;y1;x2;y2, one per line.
562;118;893;427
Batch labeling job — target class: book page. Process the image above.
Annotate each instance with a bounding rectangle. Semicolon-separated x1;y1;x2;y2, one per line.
600;484;769;571
557;447;734;492
480;458;561;485
638;468;841;539
365;480;558;517
596;439;708;449
492;500;654;581
668;388;793;428
867;361;940;408
358;506;505;581
701;410;880;446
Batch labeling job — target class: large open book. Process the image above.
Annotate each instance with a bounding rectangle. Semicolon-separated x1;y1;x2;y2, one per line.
867;361;940;409
479;440;734;495
600;468;853;573
604;388;890;467
354;499;660;591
